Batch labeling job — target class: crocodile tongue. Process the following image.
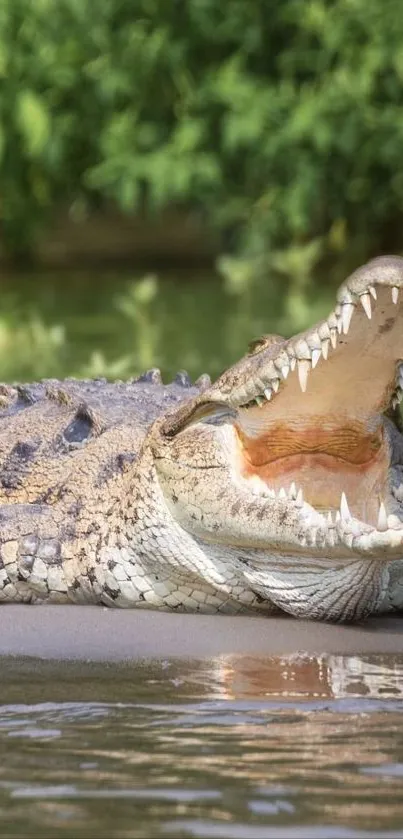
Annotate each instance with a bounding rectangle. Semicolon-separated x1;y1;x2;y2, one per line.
230;264;403;528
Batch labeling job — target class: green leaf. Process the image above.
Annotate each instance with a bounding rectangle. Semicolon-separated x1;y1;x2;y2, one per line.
16;91;50;157
0;122;4;164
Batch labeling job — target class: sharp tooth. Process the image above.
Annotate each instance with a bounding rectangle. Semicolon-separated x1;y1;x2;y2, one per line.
360;292;372;319
294;339;310;357
296;488;304;506
392;286;399;304
327;530;337;547
329;329;337;349
318;322;331;340
274;352;290;381
335;510;341;523
343;517;361;537
341;303;355;334
336;318;343;335
311;348;321;369
249;477;274;497
321;338;330;360
377;502;388;532
279;487;287;499
340;491;351;520
272;379;280;393
290;357;296;371
369;285;377;300
307;332;321;355
248;475;265;495
297;359;310;393
289;482;297;499
264;388;272;401
255;395;265;407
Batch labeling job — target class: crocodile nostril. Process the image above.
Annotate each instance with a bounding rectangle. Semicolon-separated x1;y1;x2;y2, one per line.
63;414;93;444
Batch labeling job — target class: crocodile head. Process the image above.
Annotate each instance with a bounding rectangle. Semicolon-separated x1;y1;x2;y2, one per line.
151;256;403;621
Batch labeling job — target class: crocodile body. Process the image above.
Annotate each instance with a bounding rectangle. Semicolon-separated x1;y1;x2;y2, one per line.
2;256;403;622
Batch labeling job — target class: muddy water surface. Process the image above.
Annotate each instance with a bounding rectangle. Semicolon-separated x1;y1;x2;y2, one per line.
0;610;402;838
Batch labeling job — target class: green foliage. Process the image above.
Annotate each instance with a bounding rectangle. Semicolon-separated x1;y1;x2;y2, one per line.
2;0;403;257
0;312;66;380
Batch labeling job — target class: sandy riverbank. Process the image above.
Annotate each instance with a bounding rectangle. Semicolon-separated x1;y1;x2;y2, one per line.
0;606;402;660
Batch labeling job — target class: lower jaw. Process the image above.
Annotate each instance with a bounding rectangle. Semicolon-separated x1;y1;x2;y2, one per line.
242;452;390;527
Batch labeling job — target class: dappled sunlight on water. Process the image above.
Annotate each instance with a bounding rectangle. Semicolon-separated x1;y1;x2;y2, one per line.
0;654;402;837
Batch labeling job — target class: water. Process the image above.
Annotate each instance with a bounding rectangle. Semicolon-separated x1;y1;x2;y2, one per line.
0;267;337;383
0;653;403;838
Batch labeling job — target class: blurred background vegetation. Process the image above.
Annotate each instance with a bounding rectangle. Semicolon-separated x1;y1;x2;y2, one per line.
1;0;403;383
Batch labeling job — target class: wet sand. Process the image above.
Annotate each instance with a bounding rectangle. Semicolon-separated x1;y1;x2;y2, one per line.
0;605;402;660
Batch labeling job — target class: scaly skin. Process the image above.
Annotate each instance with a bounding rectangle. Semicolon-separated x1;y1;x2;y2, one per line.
1;256;403;622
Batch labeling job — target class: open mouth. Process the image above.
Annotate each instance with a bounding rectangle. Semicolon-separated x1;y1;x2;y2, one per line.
155;257;403;620
210;256;403;550
160;256;403;562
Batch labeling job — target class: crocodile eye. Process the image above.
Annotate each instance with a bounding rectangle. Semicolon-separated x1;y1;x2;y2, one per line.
247;334;285;356
248;337;268;355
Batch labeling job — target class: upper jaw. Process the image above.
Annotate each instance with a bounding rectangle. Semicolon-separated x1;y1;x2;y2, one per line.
161;255;403;436
211;255;403;554
159;255;403;559
210;254;403;411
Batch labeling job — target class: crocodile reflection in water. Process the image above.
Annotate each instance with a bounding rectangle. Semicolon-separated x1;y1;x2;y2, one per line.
209;654;403;701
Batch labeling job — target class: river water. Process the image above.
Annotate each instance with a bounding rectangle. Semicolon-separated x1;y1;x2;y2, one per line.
0;266;337;385
1;619;403;838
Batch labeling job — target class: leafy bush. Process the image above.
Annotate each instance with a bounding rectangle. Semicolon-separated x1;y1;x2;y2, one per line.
2;0;403;259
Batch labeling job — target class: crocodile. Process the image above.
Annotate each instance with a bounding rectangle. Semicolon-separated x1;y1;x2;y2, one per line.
1;255;403;622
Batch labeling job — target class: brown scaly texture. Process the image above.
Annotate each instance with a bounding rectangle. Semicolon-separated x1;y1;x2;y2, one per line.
0;372;247;609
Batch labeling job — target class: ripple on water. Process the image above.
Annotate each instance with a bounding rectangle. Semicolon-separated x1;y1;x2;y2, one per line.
0;653;401;838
